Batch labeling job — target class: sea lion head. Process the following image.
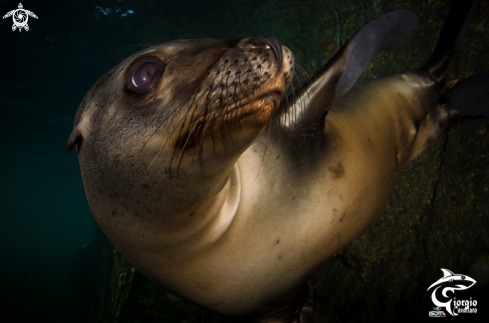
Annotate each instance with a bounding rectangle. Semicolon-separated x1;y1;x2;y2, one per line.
66;37;294;222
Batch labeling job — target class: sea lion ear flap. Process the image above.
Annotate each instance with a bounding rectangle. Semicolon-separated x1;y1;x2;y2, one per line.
279;10;418;132
66;127;82;154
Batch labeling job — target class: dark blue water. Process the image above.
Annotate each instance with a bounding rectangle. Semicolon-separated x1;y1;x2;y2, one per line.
0;1;167;321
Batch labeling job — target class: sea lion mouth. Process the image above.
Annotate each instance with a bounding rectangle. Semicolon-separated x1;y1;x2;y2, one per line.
175;82;285;150
204;90;283;123
212;75;286;121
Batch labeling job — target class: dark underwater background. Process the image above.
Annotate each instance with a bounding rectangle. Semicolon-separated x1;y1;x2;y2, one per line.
1;0;488;322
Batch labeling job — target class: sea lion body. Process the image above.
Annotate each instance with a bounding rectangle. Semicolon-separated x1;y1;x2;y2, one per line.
76;70;439;317
67;1;484;321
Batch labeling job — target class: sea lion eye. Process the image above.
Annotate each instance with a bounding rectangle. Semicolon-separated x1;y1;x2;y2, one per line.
127;58;165;92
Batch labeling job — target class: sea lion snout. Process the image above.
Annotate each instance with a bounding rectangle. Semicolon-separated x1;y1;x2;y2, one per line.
166;37;294;149
251;37;283;71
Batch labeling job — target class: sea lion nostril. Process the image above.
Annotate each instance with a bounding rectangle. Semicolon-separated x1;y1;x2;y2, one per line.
252;37;283;71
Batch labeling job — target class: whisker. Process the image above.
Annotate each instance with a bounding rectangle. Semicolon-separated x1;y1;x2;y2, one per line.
149;82;214;168
198;99;221;147
175;119;201;175
142;74;211;162
163;73;221;157
150;90;204;164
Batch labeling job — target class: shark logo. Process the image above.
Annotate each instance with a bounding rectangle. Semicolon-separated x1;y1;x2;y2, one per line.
427;268;477;316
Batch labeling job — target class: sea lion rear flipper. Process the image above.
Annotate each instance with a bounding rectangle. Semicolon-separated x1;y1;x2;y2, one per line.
418;0;482;117
451;70;489;117
421;0;478;83
279;10;418;132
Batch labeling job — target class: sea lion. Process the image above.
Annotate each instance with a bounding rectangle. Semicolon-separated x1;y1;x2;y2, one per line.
67;0;486;321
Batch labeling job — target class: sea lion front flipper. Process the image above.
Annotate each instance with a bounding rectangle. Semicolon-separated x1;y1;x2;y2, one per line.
279;10;418;133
